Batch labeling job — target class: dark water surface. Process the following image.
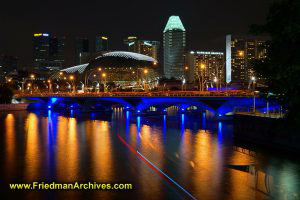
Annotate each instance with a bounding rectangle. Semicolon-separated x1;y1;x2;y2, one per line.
0;110;299;200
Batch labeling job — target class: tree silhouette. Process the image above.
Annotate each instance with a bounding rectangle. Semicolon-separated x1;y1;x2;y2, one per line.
250;0;300;123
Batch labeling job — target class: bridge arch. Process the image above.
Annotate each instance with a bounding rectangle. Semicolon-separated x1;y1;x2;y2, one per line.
135;98;216;113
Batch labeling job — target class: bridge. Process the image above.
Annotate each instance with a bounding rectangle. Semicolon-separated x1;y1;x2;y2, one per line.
14;91;280;116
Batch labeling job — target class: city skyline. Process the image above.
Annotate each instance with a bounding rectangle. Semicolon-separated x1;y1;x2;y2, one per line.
1;0;274;67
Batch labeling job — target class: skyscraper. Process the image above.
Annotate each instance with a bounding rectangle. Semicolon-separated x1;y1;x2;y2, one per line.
33;33;65;72
75;38;90;65
95;36;108;53
124;36;139;52
138;40;160;62
124;37;160;61
226;35;267;83
163;16;186;79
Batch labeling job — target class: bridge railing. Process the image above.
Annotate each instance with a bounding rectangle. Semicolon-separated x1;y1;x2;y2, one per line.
14;90;255;98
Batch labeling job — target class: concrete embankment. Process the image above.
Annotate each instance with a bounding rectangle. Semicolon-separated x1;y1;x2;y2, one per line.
0;104;29;111
234;113;300;153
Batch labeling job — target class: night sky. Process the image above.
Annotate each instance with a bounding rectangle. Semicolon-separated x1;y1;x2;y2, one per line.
0;0;275;67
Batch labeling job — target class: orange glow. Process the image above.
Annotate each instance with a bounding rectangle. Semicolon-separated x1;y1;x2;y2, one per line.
5;114;16;176
92;121;112;181
57;117;79;181
138;124;163;199
25;113;40;181
144;69;148;74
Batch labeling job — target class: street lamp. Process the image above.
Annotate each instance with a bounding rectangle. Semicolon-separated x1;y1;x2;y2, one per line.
238;51;244;57
214;77;218;90
69;75;75;92
102;73;107;92
182;78;186;91
47;80;52;92
143;69;149;91
199;63;206;91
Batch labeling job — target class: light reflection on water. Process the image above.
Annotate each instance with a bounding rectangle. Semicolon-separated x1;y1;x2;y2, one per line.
0;110;299;200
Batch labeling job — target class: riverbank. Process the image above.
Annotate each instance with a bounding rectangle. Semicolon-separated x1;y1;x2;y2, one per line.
0;103;29;111
233;113;300;154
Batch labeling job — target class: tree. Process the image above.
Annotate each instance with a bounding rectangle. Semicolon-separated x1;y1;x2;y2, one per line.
250;0;300;123
0;84;14;104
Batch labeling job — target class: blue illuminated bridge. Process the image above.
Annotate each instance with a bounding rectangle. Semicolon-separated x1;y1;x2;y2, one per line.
14;91;280;116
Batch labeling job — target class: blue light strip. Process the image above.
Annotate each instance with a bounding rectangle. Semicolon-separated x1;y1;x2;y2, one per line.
137;151;197;200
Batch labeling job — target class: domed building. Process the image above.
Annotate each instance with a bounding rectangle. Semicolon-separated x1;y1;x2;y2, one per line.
56;51;158;89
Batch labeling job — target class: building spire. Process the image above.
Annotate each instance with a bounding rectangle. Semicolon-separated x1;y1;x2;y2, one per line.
163;16;186;33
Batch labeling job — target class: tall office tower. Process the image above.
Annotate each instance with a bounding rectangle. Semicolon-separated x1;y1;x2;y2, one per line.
226;34;267;83
124;38;160;61
185;51;225;83
95;36;108;53
75;38;90;65
137;40;160;61
124;36;139;52
163;16;186;79
33;33;65;72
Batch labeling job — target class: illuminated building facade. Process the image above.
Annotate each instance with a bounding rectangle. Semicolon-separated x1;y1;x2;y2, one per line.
124;37;160;61
33;33;65;72
186;51;224;83
124;36;139;52
61;51;158;85
226;34;267;83
163;16;186;79
95;36;109;53
75;37;90;65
